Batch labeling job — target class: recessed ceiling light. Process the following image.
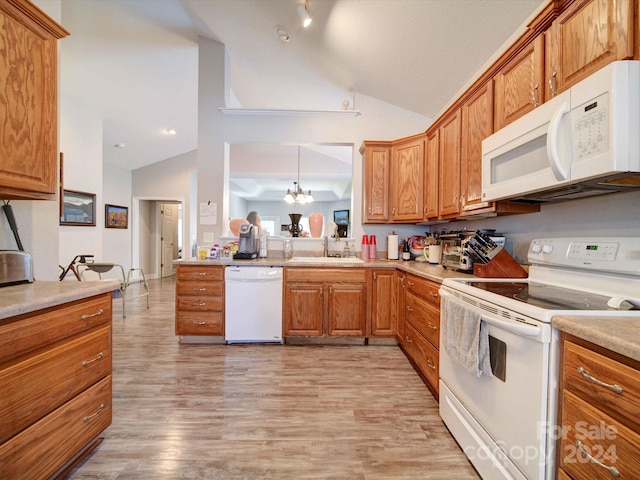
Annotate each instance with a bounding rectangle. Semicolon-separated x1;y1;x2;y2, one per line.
276;25;290;43
114;143;125;148
167;129;176;135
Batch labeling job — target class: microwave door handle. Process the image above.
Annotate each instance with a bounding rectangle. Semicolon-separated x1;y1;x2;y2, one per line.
546;101;571;181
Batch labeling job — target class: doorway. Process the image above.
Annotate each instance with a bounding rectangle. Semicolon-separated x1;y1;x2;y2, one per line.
132;196;184;280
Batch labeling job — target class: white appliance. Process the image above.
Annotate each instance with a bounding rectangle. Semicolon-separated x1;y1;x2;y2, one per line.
439;237;640;480
482;61;640;203
224;266;283;343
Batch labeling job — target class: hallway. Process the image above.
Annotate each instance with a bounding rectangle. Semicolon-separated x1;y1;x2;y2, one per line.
68;276;479;479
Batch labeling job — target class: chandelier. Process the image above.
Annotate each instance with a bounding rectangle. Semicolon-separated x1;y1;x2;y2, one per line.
284;146;314;205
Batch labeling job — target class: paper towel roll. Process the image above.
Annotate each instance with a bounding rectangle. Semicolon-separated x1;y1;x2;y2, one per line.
387;234;399;260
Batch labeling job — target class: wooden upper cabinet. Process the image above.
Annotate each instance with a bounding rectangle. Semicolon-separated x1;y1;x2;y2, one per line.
423;129;439;220
390;135;424;222
494;34;545;130
361;141;391;223
545;0;634;99
461;82;494;213
438;110;461;218
0;0;69;200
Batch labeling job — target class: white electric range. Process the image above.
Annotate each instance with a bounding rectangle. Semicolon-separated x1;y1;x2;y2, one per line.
438;237;640;480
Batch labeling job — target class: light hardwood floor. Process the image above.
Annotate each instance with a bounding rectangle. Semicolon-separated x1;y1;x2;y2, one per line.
68;276;479;479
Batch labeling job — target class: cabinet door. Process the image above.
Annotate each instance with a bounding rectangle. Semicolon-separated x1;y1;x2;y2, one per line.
370;270;397;337
327;283;366;336
461;82;494;213
0;2;68;199
423;129;439;220
494;35;545;130
397;273;407;345
362;142;391;223
438;110;461;217
545;0;634;99
284;283;324;336
391;137;424;222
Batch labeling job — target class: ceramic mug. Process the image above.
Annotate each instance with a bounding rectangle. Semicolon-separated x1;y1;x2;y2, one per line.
423;244;441;264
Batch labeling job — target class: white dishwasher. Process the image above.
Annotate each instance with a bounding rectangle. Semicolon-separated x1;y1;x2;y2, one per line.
224;266;283;343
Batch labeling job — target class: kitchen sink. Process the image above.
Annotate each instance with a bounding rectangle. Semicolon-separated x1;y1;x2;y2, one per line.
288;256;365;264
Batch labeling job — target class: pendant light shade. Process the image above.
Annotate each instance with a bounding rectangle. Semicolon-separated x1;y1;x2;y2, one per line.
297;1;312;28
284;147;313;205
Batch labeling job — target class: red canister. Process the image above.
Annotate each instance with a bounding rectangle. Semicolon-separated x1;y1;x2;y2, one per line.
369;235;377;259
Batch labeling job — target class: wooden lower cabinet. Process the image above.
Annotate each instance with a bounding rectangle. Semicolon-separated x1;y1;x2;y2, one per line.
284;267;367;338
0;292;113;479
175;264;225;336
398;273;440;398
556;334;640;480
369;269;397;338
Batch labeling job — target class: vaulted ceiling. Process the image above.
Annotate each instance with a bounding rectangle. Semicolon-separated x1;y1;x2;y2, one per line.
59;0;545;200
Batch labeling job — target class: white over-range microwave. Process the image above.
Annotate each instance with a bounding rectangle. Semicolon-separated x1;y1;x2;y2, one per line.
482;60;640;203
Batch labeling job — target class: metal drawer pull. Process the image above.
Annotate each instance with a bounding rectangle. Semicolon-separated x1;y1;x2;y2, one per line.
548;71;558;96
406;306;413;312
193;287;207;291
81;309;104;320
83;403;105;422
429;292;438;298
192;301;207;307
577;366;623;394
426;359;436;370
195;272;207;276
82;352;104;367
193;321;207;326
405;336;412;344
576;439;620;477
407;280;414;286
427;323;437;330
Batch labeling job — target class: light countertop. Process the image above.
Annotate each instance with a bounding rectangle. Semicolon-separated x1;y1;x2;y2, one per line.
0;280;120;320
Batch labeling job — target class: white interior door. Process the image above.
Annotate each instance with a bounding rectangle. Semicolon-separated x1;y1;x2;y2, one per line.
161;203;179;277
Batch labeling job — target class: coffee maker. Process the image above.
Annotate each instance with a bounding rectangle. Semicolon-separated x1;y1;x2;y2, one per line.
234;223;259;259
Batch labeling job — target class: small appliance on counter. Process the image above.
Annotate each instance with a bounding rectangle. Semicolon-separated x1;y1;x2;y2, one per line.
0;250;34;287
439;230;506;273
233;224;259;259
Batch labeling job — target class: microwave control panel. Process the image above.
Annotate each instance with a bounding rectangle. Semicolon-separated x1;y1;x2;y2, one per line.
573;91;609;160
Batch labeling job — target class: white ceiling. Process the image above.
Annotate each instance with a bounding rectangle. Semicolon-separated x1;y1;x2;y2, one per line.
58;0;545;201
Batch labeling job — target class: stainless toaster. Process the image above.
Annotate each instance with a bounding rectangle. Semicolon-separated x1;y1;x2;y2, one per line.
0;250;34;287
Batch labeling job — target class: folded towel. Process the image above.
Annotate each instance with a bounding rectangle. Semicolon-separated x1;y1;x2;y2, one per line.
441;295;493;377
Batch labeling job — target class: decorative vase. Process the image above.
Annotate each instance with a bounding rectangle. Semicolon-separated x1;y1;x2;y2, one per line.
288;213;302;237
308;212;323;238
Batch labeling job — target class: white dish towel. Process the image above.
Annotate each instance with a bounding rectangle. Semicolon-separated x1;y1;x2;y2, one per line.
441;295;493;377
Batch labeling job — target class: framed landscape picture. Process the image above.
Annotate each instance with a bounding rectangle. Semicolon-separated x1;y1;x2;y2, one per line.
60;190;96;226
105;204;128;229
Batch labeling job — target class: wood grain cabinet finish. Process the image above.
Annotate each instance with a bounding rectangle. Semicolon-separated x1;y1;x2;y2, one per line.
175;265;225;336
494;34;545;130
361;141;391;223
545;0;634;99
284;267;367;338
437;110;462;218
557;336;640;480
423;129;439;221
390;136;424;222
398;274;440;398
369;269;397;338
0;292;113;479
0;0;69;200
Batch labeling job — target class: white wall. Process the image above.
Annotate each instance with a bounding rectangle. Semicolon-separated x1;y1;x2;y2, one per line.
103;163;132;269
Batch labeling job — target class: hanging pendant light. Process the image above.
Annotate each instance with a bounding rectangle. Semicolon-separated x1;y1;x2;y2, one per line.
284;146;314;204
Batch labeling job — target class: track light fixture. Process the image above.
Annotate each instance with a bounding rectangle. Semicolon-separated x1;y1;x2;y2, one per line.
297;1;312;28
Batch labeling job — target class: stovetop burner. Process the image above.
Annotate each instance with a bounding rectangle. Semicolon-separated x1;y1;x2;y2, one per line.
462;281;636;311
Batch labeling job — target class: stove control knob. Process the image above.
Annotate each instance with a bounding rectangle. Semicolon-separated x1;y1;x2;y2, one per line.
542;244;553;254
531;243;542;253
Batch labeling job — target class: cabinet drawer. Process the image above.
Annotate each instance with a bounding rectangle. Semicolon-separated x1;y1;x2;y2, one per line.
560;390;640;480
285;267;366;283
177;281;223;297
564;341;640;433
0;326;111;444
405;322;439;395
176;312;224;335
405;274;440;307
0;375;112;480
405;291;439;348
176;295;223;312
0;294;111;364
177;265;224;281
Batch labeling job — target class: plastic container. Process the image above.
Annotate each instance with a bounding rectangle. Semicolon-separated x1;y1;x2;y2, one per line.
283;238;293;259
369;235;377;260
360;235;369;260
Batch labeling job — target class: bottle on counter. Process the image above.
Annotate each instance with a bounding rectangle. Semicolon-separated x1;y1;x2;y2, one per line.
283;238;293;259
210;244;219;259
402;239;411;261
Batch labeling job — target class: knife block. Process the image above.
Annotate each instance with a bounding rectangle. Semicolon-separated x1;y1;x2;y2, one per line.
473;248;528;278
